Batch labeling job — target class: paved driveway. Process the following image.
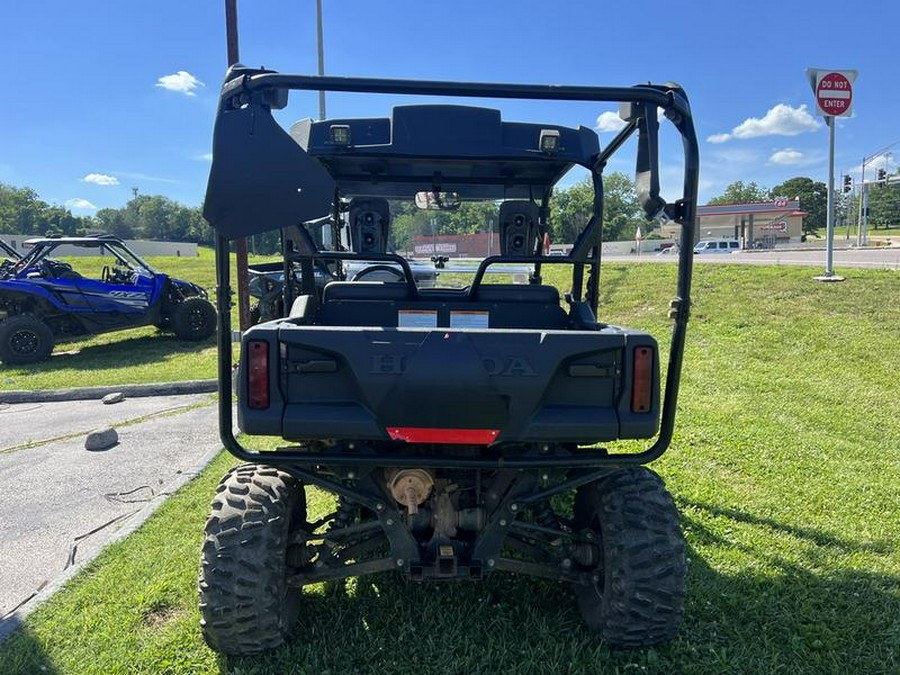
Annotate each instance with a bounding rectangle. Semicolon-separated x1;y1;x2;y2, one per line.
0;394;221;619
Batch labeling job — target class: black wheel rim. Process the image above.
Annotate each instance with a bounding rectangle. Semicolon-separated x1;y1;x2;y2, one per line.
10;329;40;355
187;307;207;334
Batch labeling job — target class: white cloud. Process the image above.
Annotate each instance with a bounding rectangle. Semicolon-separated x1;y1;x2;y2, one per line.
195;152;213;162
595;111;627;133
82;173;119;186
707;104;822;143
110;170;180;184
768;149;806;165
596;107;668;133
156;71;204;96
66;198;97;211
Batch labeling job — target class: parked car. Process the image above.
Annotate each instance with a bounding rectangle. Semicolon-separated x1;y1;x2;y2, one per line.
693;239;740;254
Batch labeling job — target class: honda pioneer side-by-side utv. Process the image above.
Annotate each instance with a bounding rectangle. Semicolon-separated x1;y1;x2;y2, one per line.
200;67;698;655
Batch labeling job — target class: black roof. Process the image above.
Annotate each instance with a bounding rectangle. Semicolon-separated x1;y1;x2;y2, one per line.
289;105;599;200
203;68;699;240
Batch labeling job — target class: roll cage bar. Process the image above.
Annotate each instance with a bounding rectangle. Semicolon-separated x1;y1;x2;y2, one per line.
205;69;699;468
8;236;159;277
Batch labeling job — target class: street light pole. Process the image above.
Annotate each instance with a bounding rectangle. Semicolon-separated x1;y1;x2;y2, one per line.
316;0;326;120
854;139;900;246
855;156;866;247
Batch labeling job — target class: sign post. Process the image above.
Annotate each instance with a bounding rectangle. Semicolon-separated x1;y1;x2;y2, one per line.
806;68;857;282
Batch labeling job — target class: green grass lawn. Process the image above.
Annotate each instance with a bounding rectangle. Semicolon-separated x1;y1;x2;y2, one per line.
812;225;900;241
1;263;899;674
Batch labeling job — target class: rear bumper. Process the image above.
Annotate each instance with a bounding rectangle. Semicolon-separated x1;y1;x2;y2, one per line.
237;322;659;445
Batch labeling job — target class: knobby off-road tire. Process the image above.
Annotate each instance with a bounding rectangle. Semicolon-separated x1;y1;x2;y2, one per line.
170;296;217;341
199;464;307;655
0;314;55;364
573;467;686;647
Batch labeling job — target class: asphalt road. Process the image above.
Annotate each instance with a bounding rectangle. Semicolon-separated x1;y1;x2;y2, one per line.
0;394;220;618
609;246;900;270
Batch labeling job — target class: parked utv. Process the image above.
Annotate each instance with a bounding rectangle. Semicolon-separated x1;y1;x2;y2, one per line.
0;235;216;364
200;66;698;655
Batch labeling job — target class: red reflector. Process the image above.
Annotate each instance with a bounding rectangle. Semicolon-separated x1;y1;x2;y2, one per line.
387;427;500;445
631;346;654;413
247;340;269;409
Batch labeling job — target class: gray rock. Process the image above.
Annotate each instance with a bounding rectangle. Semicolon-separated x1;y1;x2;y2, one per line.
85;427;118;451
101;392;125;405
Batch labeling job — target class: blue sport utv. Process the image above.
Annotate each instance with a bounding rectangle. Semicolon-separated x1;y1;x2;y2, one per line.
0;235;216;364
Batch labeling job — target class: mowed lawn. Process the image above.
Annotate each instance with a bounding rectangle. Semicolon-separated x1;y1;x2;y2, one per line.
1;262;898;674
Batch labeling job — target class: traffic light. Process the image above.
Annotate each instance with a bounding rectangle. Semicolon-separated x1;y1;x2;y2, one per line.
877;168;887;182
842;175;852;193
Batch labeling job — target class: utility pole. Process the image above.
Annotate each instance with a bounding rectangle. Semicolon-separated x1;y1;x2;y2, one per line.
316;0;326;120
856;157;868;247
225;0;251;332
854;141;900;246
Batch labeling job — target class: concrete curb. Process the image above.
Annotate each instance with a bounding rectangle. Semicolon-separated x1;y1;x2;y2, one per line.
0;441;223;645
0;380;218;404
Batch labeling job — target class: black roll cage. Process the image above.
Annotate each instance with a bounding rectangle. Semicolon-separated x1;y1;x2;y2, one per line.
5;236;160;279
209;71;699;470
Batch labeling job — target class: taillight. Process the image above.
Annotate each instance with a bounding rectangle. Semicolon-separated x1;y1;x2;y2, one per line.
631;346;653;413
247;340;270;409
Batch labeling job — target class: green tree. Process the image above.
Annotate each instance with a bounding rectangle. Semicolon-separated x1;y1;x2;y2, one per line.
0;183;94;235
769;176;827;235
707;181;770;205
95;207;133;238
0;183;47;234
549;172;645;244
866;171;900;230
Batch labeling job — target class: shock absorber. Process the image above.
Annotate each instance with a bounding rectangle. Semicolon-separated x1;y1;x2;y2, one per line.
329;495;358;532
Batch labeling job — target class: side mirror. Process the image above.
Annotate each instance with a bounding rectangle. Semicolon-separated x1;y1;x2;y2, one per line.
619;102;666;219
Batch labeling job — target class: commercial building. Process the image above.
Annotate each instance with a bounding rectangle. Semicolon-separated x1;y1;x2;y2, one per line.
661;199;806;248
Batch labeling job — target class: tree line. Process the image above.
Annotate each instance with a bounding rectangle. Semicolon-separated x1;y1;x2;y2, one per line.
0;174;658;254
6;170;891;255
0;183;215;245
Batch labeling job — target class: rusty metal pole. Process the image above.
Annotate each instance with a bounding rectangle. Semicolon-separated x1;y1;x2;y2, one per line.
225;0;251;332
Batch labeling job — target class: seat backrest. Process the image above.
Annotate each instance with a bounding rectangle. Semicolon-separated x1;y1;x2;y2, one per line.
318;281;566;330
322;281;412;303
472;283;559;305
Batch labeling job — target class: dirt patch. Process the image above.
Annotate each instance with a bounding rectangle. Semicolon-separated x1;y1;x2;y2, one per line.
142;605;188;629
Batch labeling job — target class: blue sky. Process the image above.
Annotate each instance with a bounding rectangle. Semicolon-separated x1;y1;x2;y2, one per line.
2;0;897;215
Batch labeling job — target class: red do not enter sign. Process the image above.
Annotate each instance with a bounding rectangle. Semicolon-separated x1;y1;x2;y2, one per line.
816;72;853;117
